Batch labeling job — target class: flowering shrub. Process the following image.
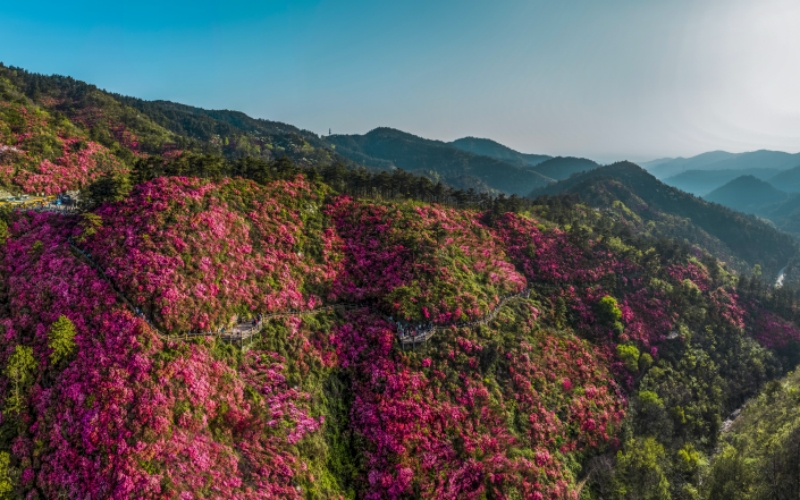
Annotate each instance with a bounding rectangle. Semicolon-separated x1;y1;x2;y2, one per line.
80;176;337;332
0;213;325;498
328;297;624;499
327;197;526;322
749;309;800;349
0;177;797;498
0;102;126;194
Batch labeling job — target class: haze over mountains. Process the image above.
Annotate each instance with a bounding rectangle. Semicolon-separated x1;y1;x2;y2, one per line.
645;150;800;179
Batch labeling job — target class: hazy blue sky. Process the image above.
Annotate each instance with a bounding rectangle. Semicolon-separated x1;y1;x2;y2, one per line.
2;0;800;162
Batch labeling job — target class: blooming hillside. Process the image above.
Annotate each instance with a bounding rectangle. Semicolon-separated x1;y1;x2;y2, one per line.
79;176;336;332
327;197;526;323
0;175;797;498
0;78;126;194
0;213;321;498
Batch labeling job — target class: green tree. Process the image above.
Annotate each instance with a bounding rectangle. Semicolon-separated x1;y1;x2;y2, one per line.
82;172;132;209
614;437;671;500
0;452;14;498
598;295;624;334
77;212;103;242
617;344;641;372
47;315;76;367
3;345;37;414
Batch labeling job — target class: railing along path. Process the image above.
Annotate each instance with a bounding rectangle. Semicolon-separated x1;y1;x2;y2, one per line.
67;237;542;350
22;202;639;350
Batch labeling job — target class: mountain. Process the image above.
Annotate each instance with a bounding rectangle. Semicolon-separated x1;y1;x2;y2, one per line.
663;168;781;196
650;150;800;179
649;151;739;178
0;63;350;169
6;62;800;500
448;136;551;166
768;164;800;193
113;97;343;165
4;172;799;498
527;156;599;180
638;156;676;170
327;127;555;195
529;162;799;278
0;68;131;194
704;175;789;213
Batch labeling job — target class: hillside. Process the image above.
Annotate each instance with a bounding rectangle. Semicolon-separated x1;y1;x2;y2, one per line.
648;151;738;178
2;170;799;498
0;70;128;194
0;64;351;170
663;168;780;196
327;127;555;195
529;162;800;279
768;164;800;193
650;150;800;179
113;97;343;166
528;156;599;180
448;136;551;166
704;175;789;213
704;367;800;499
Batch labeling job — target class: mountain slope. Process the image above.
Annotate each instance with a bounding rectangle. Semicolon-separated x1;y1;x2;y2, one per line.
448;136;551;166
528;156;599;180
651;150;800;179
705;367;800;499
529;162;799;278
114;97;344;166
0;71;128;194
2;175;797;498
768;164;800;193
704;175;789;213
663;168;781;196
649;151;738;178
0;63;353;169
327;127;554;195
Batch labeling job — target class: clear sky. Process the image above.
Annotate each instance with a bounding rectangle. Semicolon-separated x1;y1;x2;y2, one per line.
2;0;800;162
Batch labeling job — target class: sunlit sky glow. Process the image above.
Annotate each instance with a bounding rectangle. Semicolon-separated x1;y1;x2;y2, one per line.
2;0;800;162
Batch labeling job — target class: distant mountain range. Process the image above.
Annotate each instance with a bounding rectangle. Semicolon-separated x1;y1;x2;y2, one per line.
699;172;800;244
663;168;781;196
327;128;602;195
705;175;789;213
645;150;800;179
529;162;799;278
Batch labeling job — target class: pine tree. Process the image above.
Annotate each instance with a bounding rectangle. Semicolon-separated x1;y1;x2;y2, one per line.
47;315;76;367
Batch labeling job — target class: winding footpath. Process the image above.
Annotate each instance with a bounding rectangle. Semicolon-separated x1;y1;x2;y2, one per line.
66;236;533;350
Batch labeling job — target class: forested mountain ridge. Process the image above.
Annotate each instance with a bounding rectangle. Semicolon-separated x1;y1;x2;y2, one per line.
704;175;789;214
0;63;353;170
111;96;345;165
527;156;600;181
530;162;800;279
663;168;781;196
327;127;555;195
448;136;552;166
